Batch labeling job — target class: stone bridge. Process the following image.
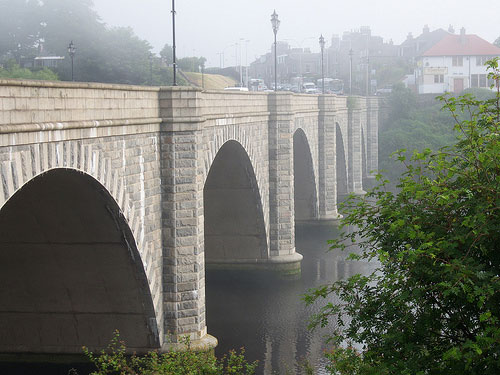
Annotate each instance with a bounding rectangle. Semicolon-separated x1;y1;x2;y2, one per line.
0;80;379;354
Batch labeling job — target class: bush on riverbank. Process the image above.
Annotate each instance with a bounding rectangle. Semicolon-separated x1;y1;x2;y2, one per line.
306;58;500;374
82;331;257;375
0;61;59;81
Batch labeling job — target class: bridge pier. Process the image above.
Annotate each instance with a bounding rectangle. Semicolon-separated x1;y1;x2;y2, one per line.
159;87;217;350
268;93;302;272
0;80;380;355
318;95;342;220
348;97;367;195
365;97;380;188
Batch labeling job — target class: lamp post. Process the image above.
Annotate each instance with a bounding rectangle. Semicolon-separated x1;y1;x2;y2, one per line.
67;41;76;81
319;34;325;94
270;10;280;91
201;61;205;89
149;53;153;86
364;55;370;96
239;38;244;87
239;39;250;88
171;0;177;86
348;48;354;94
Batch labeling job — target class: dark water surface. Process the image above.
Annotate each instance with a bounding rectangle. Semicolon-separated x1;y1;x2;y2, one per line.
206;223;377;375
0;223;375;375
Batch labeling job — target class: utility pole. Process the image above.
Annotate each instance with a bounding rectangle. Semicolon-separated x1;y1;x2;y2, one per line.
217;52;224;69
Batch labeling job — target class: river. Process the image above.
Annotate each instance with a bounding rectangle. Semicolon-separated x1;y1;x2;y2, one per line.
206;223;377;375
0;223;375;375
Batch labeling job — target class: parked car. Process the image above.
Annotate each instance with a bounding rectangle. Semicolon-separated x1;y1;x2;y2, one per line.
302;82;318;94
375;85;392;95
224;87;249;92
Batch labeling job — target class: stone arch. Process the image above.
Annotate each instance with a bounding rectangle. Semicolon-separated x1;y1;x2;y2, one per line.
0;142;142;253
0;168;159;354
336;122;348;198
0;141;163;343
202;124;269;248
203;140;268;262
293;128;319;221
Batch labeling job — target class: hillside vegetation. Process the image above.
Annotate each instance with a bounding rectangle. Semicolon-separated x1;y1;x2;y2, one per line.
183;72;237;90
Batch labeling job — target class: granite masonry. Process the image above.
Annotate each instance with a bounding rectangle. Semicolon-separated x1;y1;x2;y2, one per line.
0;79;379;354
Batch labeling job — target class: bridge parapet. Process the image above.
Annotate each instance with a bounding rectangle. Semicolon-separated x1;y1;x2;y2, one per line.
201;90;269;119
0;81;381;355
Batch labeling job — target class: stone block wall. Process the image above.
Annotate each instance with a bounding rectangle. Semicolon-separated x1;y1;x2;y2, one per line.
0;79;164;350
0;79;381;352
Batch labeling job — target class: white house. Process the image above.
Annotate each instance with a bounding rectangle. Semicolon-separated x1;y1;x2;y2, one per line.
415;29;500;94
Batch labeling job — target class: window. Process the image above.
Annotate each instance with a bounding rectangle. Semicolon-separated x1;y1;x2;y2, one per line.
471;74;479;88
479;74;487;87
472;74;488;88
452;56;463;67
476;56;489;66
434;74;444;83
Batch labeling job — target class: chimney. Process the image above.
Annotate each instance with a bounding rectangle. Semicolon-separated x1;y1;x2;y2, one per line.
448;24;455;33
460;27;466;44
423;25;430;34
407;32;413;41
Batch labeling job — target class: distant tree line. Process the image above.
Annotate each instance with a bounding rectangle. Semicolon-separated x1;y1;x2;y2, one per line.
377;83;497;188
0;0;206;85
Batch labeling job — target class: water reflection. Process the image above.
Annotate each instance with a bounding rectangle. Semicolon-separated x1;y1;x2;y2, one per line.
206;223;377;374
0;224;376;375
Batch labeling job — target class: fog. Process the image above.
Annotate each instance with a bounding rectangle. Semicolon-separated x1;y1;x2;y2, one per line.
92;0;500;67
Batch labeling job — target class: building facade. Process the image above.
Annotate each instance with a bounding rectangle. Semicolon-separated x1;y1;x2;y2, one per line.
415;28;500;94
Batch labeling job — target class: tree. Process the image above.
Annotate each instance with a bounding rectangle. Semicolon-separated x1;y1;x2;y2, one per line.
177;56;207;73
0;61;58;80
378;83;456;187
0;0;162;85
160;43;173;65
0;0;45;62
306;58;500;374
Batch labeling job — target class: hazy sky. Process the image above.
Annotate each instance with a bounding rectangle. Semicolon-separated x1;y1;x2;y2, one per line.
92;0;500;68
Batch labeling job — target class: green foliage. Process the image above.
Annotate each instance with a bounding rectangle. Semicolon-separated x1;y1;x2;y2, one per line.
306;58;500;374
82;331;258;375
0;61;58;80
379;83;456;186
0;0;179;85
160;44;173;66
178;56;207;73
374;59;412;89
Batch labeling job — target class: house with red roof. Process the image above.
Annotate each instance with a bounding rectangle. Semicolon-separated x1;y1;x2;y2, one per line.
415;28;500;94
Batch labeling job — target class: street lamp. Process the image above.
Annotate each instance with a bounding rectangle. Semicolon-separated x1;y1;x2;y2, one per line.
67;40;76;81
201;61;205;89
270;10;280;91
171;0;177;86
319;34;325;94
149;53;153;86
348;48;354;95
238;39;250;88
